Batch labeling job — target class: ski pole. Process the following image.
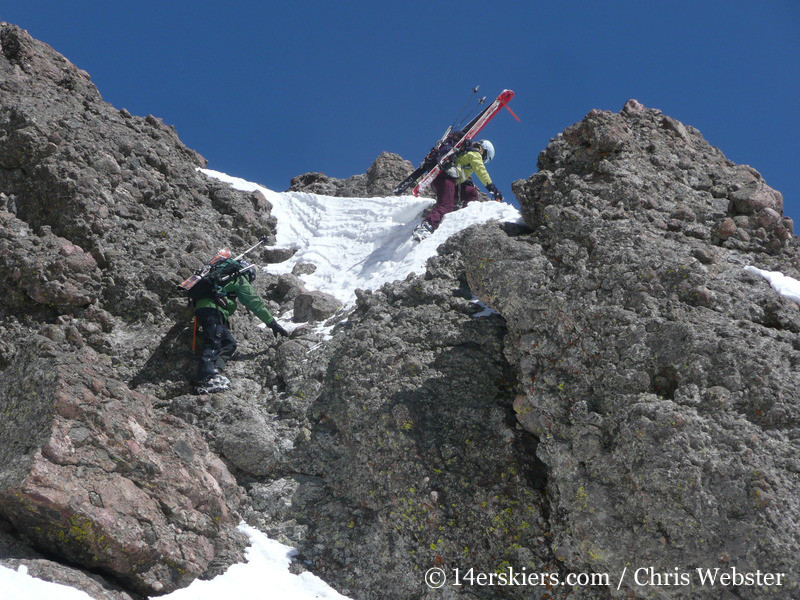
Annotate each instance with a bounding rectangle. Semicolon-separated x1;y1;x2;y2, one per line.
451;86;486;131
454;97;487;131
233;236;269;261
219;263;257;284
450;86;479;129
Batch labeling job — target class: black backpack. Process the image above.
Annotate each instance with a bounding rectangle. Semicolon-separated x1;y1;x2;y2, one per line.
178;257;255;305
425;130;475;176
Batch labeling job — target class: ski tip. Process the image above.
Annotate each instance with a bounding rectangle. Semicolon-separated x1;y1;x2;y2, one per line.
499;89;515;102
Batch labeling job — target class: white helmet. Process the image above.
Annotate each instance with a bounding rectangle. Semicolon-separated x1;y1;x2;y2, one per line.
478;139;495;163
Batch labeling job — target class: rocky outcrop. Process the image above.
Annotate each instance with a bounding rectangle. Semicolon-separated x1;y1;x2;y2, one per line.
0;22;276;337
247;102;800;600
288;152;415;197
466;101;800;598
0;341;245;595
514;99;793;255
293;290;343;323
0;21;269;594
247;235;561;599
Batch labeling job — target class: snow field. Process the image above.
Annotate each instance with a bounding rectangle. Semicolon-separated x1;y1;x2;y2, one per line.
200;169;523;307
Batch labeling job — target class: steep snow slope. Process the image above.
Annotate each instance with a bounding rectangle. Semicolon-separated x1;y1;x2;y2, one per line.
200;169;523;306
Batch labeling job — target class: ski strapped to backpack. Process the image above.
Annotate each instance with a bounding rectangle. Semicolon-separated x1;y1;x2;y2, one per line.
177;237;267;307
392;89;519;197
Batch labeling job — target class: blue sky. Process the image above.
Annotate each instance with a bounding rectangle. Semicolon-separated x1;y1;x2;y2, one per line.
4;1;799;219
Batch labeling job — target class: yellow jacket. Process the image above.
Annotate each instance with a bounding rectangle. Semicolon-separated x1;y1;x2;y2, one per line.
452;150;492;186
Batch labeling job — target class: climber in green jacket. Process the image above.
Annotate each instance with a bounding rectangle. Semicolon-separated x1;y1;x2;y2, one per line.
194;259;287;394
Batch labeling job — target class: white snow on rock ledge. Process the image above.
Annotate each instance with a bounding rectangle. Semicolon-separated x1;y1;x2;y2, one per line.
0;564;95;600
200;168;523;307
0;525;353;600
153;524;352;600
744;266;800;306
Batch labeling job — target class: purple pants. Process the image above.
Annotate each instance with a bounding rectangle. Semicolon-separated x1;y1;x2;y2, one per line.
426;174;479;229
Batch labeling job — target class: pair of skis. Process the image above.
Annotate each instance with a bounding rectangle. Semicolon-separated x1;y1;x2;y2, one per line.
393;89;518;197
177;237;267;296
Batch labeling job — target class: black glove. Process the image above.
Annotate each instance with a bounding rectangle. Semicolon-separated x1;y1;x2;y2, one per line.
268;320;288;337
486;183;503;201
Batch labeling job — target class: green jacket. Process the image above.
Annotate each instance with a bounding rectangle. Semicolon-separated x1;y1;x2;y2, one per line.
453;150;493;187
195;274;275;325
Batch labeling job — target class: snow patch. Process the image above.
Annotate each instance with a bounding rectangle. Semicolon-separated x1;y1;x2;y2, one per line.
200;169;522;308
0;564;95;600
0;525;353;600
153;524;352;600
744;266;800;305
470;297;500;318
